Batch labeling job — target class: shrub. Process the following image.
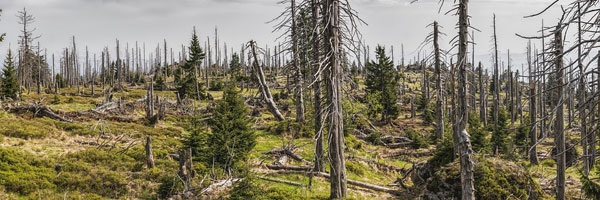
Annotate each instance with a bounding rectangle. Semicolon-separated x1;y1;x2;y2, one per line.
367;131;384;145
468;112;489;153
405;129;428;149
426;158;542;200
0;147;56;195
208;79;224;91
0;117;55;139
157;175;183;199
185;85;255;170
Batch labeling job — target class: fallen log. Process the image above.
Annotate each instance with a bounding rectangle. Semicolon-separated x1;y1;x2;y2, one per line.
12;104;72;123
266;164;312;171
268;168;402;196
380;135;412;144
264;149;311;165
258;176;304;187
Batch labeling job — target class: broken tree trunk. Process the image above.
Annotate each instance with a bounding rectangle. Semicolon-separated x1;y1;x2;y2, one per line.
145;135;155;168
459;129;475;200
249;41;285;121
178;147;194;190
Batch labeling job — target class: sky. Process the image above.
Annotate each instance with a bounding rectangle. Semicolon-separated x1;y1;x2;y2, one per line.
0;0;569;74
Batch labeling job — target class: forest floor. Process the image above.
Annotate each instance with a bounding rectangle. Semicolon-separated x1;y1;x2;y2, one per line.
0;71;589;199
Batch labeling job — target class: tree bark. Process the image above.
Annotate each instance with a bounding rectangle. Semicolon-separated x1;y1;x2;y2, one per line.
433;21;444;140
527;41;538;165
553;23;566;200
324;0;347;198
311;0;324;173
250;41;285;121
145;135;155;168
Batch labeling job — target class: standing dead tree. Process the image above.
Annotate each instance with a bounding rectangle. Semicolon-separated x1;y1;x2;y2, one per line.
320;0;363;198
271;0;306;123
416;21;447;140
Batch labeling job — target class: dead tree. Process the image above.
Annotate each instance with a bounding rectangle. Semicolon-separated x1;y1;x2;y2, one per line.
478;63;487;127
553;23;566;200
178;148;194;191
459;129;475;200
527;41;538;165
291;0;305;123
492;14;500;130
145;135;155;168
311;0;324;173
146;80;154;120
249;41;285;121
457;1;475;198
433;21;444;140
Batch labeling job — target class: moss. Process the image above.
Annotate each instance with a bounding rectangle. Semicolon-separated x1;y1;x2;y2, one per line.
346;162;366;176
55;169;128;198
0;115;57;139
425;158;542;200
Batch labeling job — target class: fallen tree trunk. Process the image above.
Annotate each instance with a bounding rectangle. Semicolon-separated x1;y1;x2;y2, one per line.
267;167;402;196
265;149;311;165
258;176;304;187
249;41;285;121
13;104;72;123
266;164;312;171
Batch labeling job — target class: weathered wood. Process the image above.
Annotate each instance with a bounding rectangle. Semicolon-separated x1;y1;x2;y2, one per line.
258;176;304;187
249;41;285;121
145;135;155;168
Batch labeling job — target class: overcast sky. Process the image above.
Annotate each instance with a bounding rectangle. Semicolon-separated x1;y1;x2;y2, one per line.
0;0;568;73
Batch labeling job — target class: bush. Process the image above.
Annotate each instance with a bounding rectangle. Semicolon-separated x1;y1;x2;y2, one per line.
0;117;55;139
367;131;384;145
208;79;224;91
0;147;56;195
426;158;542;200
55;169;128;198
405;129;428;149
157;175;183;199
468;112;489;153
185;85;255;170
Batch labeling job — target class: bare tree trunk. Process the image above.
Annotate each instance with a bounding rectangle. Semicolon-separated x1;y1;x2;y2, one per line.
577;2;588;175
434;21;444;140
178;148;194;191
527;41;538;165
291;0;305;123
311;0;324;173
250;41;285;121
478;63;487;127
458;1;474;199
145;135;155;168
553;23;565;200
493;15;500;130
324;0;347;198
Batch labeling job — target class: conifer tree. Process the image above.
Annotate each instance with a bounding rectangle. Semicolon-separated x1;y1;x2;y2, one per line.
365;45;400;123
185;85;255;171
177;28;206;100
1;49;19;99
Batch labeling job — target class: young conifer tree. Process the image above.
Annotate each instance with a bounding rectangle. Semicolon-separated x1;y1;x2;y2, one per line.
365;45;400;123
2;49;19;99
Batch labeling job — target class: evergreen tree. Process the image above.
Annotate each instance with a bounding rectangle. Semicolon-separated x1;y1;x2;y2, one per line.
229;53;243;86
365;45;400;123
185;85;255;171
177;28;206;100
1;49;19;99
